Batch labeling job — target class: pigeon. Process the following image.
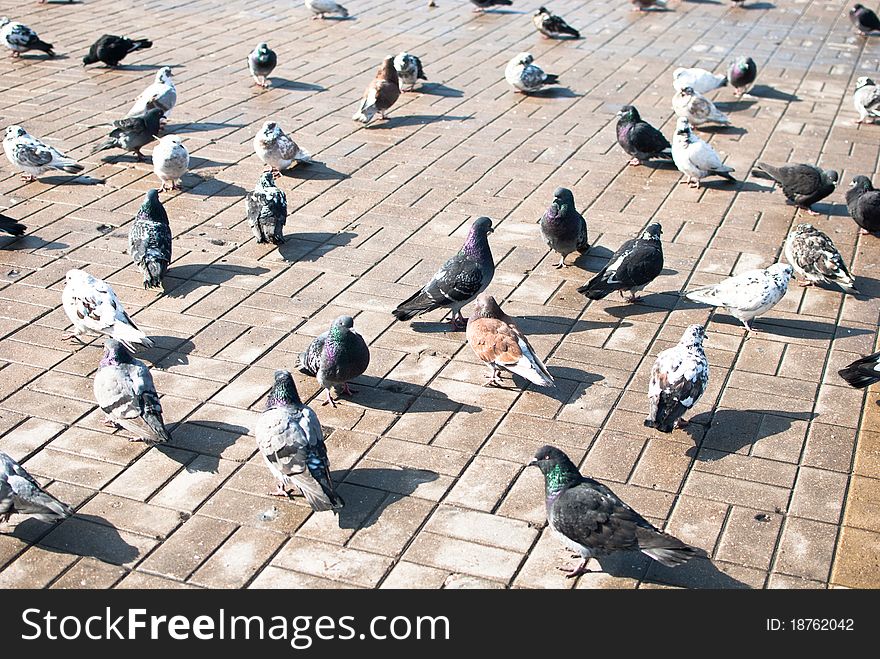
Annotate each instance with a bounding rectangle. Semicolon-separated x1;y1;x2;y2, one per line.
727;56;757;96
577;223;663;302
0;213;25;237
0;18;53;58
126;67;177;121
784;223;857;293
684;263;792;333
2;126;84;183
93;339;171;444
152;135;189;191
853;76;880;123
839;351;880;388
631;0;668;10
256;370;345;511
529;445;699;577
532;7;580;39
253;120;312;177
298;315;371;407
393;52;427;92
129;189;172;290
246;171;287;244
90;107;163;161
850;4;880;35
61;269;154;351
505;52;559;94
466;294;555;388
471;0;513;11
353;56;400;125
539;187;588;268
305;0;349;19
846;175;880;234
751;162;838;214
672;67;727;94
248;42;277;88
393;216;495;329
671;117;736;188
615;105;673;166
0;451;73;526
645;325;709;433
82;34;152;67
672;86;731;126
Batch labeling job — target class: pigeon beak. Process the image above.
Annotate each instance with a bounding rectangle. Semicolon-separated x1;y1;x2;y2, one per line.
527;458;539;467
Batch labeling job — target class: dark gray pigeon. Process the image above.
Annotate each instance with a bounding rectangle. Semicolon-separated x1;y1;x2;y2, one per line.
83;34;152;67
839;351;880;388
248;42;277;88
846;175;880;234
246;171;287;244
256;370;344;512
393;216;495;329
578;222;663;302
616;106;673;166
752;162;838;214
90;107;163;161
93;339;171;443
529;445;699;577
0;213;25;237
727;56;757;96
539;187;588;268
129;189;172;290
1;451;73;525
851;4;880;35
298;315;371;407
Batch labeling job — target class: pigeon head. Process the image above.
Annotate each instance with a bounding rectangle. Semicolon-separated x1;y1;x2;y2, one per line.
379;56;398;81
826;170;840;186
266;370;302;409
734;56;754;72
82;52;98;66
856;76;876;90
853;4;865;14
640;222;663;240
327;315;356;346
64;268;88;286
553;187;575;207
674;116;693;138
258;170;276;188
679;324;706;348
768;262;794;283
528;445;581;493
513;52;534;66
472;294;504;320
260;121;279;138
332;315;355;331
0;18;9;29
679;86;696;97
157;67;173;83
4;125;26;140
100;339;134;368
258;42;270;52
139;189;169;225
535;6;549;15
850;175;874;192
616;105;640;122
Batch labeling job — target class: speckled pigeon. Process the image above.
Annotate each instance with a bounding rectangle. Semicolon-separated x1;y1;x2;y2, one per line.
3;125;83;182
616;105;673;166
248;42;277;88
784;224;857;292
1;451;72;526
752;162;838;214
727;56;757;96
393;52;427;92
127;67;176;120
129;189;172;290
83;34;152;67
578;223;663;302
298;315;371;407
672;86;730;126
539;187;588;268
246;171;287;244
505;52;559;94
645;325;709;433
253;120;312;176
846;175;880;234
0;18;53;57
672;67;726;93
853;77;880;123
532;7;580;39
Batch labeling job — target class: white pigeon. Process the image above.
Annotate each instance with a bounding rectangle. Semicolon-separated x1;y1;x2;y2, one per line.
672;87;730;126
3;125;83;182
853;76;880;124
685;263;793;333
504;52;560;94
305;0;349;19
671;117;735;188
152;135;189;191
645;324;709;433
672;67;727;94
61;269;154;351
253;120;311;176
393;52;427;92
127;66;177;121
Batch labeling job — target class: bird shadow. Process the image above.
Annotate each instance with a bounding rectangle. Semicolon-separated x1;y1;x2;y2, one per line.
186;178;247;198
590;552;748;588
37;514;140;566
741;2;776;9
188;156;235;171
38;174;105;185
280;161;349;181
709;313;872;339
268;78;325;92
409;320;463;334
748;84;799;102
163;264;271;298
166;122;247;134
714;99;757;113
138;336;196;364
333;467;440;530
579;245;614;271
347;375;482;413
698;125;746;136
370;114;473;129
683;0;722;4
684;408;817;457
0;235;68;251
603;292;681;316
808;202;849;218
528;87;581;99
736;179;775;193
475;9;526;14
163;421;250;473
277;231;357;263
110;63;165;72
519;316;621;335
415;82;464;98
546;367;604;389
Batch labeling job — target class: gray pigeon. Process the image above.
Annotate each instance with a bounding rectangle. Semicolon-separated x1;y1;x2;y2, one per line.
90;107;163;161
854;77;880;123
1;451;73;525
298;315;371;407
246;171;287;244
129;189;172;290
615;105;673;166
93;339;171;443
256;370;345;511
539;187;588;268
645;324;709;433
846;175;880;234
248;42;277;88
752;162;838;214
529;445;699;577
393;216;495;328
784;223;857;292
578;223;663;302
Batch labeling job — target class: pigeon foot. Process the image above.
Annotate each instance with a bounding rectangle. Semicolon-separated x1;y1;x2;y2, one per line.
557;559;595;578
627;158;642;166
797;280;813;287
675;417;689;428
321;389;339;408
269;483;291;498
340;382;357;397
102;417;120;428
860;228;870;235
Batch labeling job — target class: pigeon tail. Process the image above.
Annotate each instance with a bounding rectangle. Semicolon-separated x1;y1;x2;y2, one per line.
838;354;880;389
751;162;778;180
59;162;84;174
33;40;54;57
644;399;687;433
543;73;560;85
128;38;153;52
636;528;700;567
19;490;74;523
713;168;736;182
508;355;555;387
293;469;345;512
142;410;171;443
90;138;119;155
683;287;721;306
143;259;165;289
577;279;613;300
111;323;154;352
718;75;728;87
0;216;26;236
393;290;437;321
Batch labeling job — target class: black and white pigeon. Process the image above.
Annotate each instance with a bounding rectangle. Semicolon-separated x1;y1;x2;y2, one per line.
393;52;427;92
248;42;277;88
645;324;709;433
539;187;588;268
853;76;880;123
672;117;736;188
839;351;880;388
784;223;857;293
850;4;880;35
93;339;171;444
672;67;726;93
532;7;580;39
246;171;287;244
685;263;792;333
90;107;163;161
752;162;838;214
129;189;172;290
505;52;559;94
83;34;152;67
298;315;371;407
3;125;83;182
393;216;495;329
1;451;73;526
578;222;663;302
0;213;25;237
529;445;699;578
727;56;757;97
256;370;345;511
62;269;154;351
616;105;673;167
0;17;53;58
471;0;513;11
846;175;880;234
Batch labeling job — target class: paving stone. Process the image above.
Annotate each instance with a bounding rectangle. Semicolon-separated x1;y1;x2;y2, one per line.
189;526;286;588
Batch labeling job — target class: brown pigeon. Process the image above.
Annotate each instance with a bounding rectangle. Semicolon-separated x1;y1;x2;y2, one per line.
353;56;400;125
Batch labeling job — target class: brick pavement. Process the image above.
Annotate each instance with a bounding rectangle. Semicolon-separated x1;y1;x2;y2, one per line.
0;0;878;588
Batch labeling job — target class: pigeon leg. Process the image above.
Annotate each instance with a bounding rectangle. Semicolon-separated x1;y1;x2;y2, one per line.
134;149;145;162
675;417;689;428
19;173;36;183
860;228;871;235
341;382;358;397
451;312;467;330
269;482;291;498
554;254;567;268
321;388;338;408
627;157;642;166
102;417;120;428
557;558;594;578
60;330;86;344
626;291;640;303
802;207;820;216
689;179;700;189
743;319;759;335
797;279;813;287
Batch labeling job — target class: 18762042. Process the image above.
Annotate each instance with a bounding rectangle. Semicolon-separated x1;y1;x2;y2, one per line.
766;619;855;631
